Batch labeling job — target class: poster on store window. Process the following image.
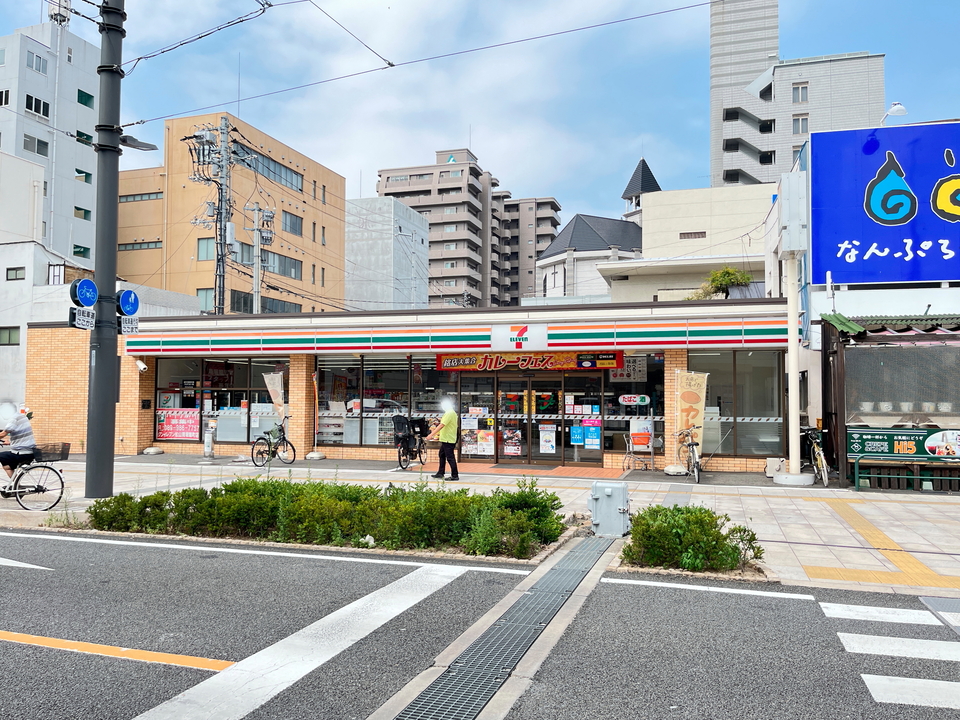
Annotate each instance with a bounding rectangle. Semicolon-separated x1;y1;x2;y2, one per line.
584;426;602;450
502;428;523;456
609;355;647;383
539;429;556;454
675;370;709;445
156;409;200;440
477;429;495;455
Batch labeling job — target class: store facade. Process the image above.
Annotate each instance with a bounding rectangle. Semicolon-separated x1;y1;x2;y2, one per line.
109;299;789;471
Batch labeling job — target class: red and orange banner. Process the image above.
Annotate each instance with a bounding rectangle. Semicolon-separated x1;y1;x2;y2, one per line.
437;351;622;372
675;370;709;444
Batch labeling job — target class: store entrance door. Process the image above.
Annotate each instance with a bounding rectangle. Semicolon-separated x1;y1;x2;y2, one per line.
496;375;563;465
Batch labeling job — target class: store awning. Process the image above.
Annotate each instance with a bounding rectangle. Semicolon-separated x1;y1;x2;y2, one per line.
821;313;960;341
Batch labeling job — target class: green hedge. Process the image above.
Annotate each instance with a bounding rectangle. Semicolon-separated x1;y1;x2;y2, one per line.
621;505;764;572
87;477;564;559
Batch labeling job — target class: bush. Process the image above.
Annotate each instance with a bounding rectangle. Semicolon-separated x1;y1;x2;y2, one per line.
86;477;564;559
621;505;763;572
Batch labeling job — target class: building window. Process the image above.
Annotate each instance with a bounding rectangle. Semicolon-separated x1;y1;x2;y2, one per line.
792;115;809;135
234;143;303;192
312;179;317;199
411;173;431;180
723;170;740;183
792;146;803;164
443;261;456;269
74;206;91;221
443;224;457;233
26;50;48;75
388;174;409;182
723;139;738;152
231;241;254;265
443;242;457;250
23;134;49;156
759;150;775;165
723;109;739;121
262;249;302;280
0;327;20;346
443;279;457;286
0;49;5;65
197;237;215;261
75;169;92;184
76;130;93;146
119;192;162;202
311;264;316;284
231;290;301;314
73;245;90;259
321;226;326;245
311;221;316;242
758;119;775;134
42;221;46;237
66;47;72;63
679;231;706;240
320;267;325;287
118;241;162;251
48;264;63;285
77;89;95;108
43;181;47;196
321;185;326;204
6;267;26;281
196;288;214;312
0;89;9;106
281;210;303;236
444;206;458;214
792;83;808;103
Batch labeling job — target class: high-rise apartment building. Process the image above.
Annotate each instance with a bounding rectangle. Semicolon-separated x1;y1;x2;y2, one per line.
378;150;560;308
710;0;885;186
117;113;346;314
494;194;561;305
0;14;100;265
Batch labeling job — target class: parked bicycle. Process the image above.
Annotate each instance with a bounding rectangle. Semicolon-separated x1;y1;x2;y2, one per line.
393;415;429;470
251;416;296;467
0;442;69;511
675;426;702;483
802;426;829;487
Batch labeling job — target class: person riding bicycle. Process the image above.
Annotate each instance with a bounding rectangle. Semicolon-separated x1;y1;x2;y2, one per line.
0;402;37;479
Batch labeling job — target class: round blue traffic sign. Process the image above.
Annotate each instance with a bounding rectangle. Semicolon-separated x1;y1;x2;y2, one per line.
69;278;99;308
116;289;140;316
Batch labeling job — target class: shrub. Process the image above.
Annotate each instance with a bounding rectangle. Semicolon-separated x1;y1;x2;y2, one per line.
621;505;763;572
88;493;140;532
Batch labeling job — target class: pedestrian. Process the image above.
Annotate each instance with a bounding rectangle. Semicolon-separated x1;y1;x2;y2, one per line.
0;402;36;480
425;396;459;481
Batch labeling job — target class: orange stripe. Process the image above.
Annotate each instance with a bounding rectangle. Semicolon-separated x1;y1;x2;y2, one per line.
0;630;234;671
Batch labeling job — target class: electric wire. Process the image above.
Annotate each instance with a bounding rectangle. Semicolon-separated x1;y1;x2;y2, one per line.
306;0;393;67
123;0;722;128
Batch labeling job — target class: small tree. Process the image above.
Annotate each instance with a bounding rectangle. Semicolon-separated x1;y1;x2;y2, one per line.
706;266;752;297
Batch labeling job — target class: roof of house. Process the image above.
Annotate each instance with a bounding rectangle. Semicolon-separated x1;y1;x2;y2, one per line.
621;157;662;199
538;214;642;261
821;313;960;335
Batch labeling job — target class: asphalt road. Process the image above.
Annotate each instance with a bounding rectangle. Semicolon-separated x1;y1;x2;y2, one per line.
2;530;957;720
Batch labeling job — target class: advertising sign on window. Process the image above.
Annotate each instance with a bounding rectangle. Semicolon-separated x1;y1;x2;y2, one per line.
609;356;647;383
156;409;200;440
675;370;709;445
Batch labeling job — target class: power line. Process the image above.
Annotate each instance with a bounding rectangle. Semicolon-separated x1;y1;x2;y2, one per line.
307;0;393;67
123;0;721;128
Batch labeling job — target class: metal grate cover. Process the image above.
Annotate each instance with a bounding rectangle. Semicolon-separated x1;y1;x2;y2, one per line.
497;592;568;627
395;668;506;720
453;623;544;673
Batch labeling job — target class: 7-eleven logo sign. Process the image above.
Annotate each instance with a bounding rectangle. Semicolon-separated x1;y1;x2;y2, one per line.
509;325;529;349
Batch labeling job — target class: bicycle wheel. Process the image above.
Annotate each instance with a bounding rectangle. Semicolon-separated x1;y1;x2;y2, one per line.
812;445;829;487
277;439;296;465
14;464;64;511
416;439;426;466
251;438;271;467
397;446;411;469
691;449;701;484
622;454;638;472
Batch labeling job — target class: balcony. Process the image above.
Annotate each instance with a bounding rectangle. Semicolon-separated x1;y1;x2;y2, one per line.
429;245;482;265
535;209;561;226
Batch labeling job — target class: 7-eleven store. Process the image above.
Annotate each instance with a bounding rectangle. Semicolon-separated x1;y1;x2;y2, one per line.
35;299;788;472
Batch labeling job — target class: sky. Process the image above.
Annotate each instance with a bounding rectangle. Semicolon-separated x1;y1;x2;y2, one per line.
5;0;960;222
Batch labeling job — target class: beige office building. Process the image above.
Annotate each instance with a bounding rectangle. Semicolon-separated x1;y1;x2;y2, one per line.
378;149;560;307
117;113;345;313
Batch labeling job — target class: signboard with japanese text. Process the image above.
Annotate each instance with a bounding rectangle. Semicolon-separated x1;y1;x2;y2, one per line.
811;122;960;284
437;351;622;372
847;428;960;460
675;370;709;445
609;356;647;383
156;409;201;440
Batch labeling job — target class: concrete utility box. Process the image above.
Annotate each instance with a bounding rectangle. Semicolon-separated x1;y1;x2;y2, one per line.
588;481;631;537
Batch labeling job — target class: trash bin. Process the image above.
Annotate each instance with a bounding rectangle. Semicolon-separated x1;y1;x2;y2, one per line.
587;481;631;537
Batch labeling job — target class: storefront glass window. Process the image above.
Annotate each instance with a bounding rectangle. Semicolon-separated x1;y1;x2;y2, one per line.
361;357;410;446
250;358;289;435
460;376;495;460
561;373;603;464
154;358;202;441
316;356;361;444
603;354;665;454
412;355;457;420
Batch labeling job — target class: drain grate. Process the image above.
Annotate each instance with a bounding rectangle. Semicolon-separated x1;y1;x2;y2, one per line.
392;537;613;720
394;668;507;720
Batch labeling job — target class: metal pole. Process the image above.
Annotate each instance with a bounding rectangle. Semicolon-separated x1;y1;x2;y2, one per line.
214;115;231;315
84;0;125;498
251;202;261;314
785;252;802;475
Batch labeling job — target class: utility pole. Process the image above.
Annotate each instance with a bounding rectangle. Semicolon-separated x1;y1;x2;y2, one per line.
244;202;273;313
214;115;232;315
84;0;125;498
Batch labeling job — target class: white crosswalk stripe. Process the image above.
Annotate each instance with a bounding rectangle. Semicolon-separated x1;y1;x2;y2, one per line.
827;600;960;710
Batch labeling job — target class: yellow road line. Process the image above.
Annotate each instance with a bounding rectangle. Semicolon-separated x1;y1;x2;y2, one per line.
0;630;234;671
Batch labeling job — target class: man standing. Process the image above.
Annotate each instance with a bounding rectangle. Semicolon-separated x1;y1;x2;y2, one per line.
0;403;37;479
426;396;460;481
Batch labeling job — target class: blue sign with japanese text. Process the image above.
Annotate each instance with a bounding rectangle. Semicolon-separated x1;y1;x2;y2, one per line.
810;122;960;284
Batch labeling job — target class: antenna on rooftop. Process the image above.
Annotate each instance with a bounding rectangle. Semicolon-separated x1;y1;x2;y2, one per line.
49;0;71;24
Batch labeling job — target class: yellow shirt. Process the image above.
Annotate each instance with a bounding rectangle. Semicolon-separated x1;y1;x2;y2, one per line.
438;410;459;444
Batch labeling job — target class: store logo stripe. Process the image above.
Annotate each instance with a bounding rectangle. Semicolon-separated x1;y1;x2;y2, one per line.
432;334;492;341
547;324;617;331
744;327;788;336
687;329;740;338
371;336;431;344
616;330;687;338
547;331;616;339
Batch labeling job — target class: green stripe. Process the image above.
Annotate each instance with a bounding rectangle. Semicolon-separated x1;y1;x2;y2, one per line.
615;330;687;339
687;329;741;338
158;339;210;347
316;336;369;344
547;331;616;340
262;338;315;345
430;334;491;341
744;327;787;336
372;335;431;344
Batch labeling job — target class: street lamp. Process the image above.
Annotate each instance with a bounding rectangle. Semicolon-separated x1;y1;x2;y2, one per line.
120;134;158;151
880;102;908;126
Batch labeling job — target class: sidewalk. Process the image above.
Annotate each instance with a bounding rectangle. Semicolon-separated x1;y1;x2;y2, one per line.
3;454;960;597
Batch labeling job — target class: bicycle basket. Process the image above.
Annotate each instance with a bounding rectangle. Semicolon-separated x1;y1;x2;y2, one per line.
265;425;282;441
410;417;430;437
34;442;71;462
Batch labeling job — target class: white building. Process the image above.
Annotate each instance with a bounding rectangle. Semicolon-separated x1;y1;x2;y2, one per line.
0;15;100;264
710;0;886;186
344;197;429;311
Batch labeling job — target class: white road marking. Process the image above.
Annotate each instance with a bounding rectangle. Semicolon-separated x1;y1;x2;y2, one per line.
0;555;52;570
941;612;960;627
838;633;960;662
133;564;466;720
0;532;528;575
820;602;942;625
600;577;815;600
862;674;960;710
